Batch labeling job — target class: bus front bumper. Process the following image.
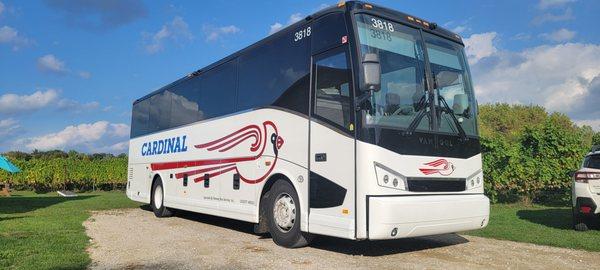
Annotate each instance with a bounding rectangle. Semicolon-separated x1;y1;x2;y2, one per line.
367;194;489;240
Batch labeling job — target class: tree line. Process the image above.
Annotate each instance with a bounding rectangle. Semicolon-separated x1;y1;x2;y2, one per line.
480;104;599;204
0;150;127;192
1;103;599;204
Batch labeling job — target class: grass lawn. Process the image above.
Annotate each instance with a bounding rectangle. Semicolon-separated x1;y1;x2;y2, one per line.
464;203;600;252
0;191;140;270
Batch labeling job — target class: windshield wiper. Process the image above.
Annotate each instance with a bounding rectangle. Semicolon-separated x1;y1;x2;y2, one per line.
403;94;429;136
437;95;468;141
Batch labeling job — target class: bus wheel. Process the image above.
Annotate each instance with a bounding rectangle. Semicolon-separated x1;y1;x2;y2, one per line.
267;179;312;248
151;177;173;218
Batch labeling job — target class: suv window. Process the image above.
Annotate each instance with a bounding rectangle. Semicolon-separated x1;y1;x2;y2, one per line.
584;154;600;169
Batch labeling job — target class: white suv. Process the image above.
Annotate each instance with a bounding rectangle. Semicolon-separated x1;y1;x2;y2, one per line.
572;147;600;231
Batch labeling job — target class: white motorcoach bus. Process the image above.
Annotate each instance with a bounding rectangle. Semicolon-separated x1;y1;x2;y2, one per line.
127;1;489;247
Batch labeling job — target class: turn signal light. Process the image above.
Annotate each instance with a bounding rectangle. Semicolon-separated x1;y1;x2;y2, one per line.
575;172;600;183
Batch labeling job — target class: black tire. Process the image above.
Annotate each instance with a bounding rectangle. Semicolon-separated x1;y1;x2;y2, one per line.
573;208;589;231
151;177;173;218
266;179;313;248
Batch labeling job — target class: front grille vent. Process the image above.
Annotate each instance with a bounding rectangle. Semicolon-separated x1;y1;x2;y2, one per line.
406;177;466;192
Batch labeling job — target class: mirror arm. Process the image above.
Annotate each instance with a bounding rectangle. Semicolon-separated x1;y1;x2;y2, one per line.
355;90;373;112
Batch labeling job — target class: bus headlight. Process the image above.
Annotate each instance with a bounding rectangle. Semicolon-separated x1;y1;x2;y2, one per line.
374;163;407;191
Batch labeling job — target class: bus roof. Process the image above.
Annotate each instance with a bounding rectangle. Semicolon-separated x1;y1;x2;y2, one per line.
134;1;463;104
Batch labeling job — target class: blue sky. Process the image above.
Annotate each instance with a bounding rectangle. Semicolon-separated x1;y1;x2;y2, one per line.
0;0;599;154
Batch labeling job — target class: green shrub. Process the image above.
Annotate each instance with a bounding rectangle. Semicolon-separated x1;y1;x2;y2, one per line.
480;104;591;205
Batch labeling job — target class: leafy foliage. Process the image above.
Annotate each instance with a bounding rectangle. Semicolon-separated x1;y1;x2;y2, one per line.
593;132;600;147
480;104;592;204
0;150;127;192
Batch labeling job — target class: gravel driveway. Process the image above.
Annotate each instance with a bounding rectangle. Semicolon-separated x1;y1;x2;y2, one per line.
84;208;600;270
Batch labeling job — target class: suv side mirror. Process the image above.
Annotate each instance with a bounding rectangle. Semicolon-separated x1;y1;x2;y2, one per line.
360;53;381;92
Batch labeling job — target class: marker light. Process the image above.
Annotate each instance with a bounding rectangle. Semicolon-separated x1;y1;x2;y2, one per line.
575;172;600;183
364;4;373;9
580;206;592;214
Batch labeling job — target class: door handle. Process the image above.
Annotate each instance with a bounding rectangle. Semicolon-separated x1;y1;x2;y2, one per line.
315;153;327;162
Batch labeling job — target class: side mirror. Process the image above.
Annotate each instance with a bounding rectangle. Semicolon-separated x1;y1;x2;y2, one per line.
453;94;468;115
360;53;381;92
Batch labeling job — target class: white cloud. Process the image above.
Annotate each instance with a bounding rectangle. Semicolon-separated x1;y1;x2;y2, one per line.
288;13;303;24
0;89;59;114
37;54;67;74
0;118;20;140
532;7;574;25
269;23;284;35
452;26;468;34
443;20;472;35
540;28;576;42
0;26;31;50
78;71;91;79
143;16;193;54
469;41;600;123
0;89;101;115
269;13;306;34
575;119;600;132
537;0;576;9
512;33;532;41
204;25;240;42
19;121;130;153
0;1;5;15
463;32;498;64
56;99;100;112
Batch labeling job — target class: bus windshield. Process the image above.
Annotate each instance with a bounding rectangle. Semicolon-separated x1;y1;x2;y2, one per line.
356;14;478;136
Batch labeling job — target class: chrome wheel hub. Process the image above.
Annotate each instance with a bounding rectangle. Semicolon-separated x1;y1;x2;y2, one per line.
154;185;163;209
273;193;296;232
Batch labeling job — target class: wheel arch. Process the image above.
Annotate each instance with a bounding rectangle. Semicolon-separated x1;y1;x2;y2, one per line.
255;172;300;233
150;172;166;203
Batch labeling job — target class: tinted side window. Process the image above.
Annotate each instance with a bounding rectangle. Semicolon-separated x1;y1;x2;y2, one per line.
148;90;172;133
238;32;310;114
314;50;352;129
200;60;237;118
311;12;347;54
131;99;150;137
170;77;204;128
584;155;600;169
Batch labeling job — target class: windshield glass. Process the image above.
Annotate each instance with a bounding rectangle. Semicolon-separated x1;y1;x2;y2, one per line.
356;14;478;136
423;33;478;135
584;155;600;169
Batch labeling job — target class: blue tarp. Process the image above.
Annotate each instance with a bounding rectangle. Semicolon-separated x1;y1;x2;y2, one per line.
0;155;20;173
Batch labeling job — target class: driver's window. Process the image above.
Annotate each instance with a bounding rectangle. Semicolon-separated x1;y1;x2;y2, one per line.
314;50;352;129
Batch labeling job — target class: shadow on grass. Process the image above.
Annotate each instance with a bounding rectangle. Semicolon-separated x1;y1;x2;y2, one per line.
517;208;576;230
140;205;469;256
0;195;95;215
0;216;27;222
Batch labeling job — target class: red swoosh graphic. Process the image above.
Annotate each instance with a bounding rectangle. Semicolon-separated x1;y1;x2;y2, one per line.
151;121;280;185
